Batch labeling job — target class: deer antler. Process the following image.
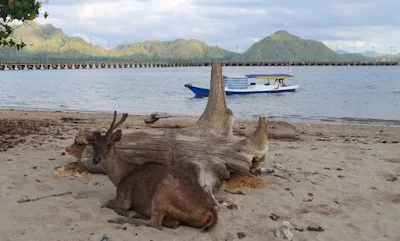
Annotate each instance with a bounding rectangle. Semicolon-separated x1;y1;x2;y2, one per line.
106;111;129;135
113;113;129;131
106;111;118;135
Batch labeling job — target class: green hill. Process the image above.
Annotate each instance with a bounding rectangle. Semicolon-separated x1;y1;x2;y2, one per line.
110;39;237;61
340;53;370;61
237;30;344;62
0;22;375;62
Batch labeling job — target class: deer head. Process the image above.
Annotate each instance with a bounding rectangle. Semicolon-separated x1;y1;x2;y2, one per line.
85;111;128;165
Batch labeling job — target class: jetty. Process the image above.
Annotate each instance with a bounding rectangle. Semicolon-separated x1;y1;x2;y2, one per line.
0;60;398;70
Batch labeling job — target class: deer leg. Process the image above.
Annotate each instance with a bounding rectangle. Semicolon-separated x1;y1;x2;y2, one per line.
103;198;149;224
101;198;128;216
108;214;165;230
101;198;141;218
162;216;181;229
145;212;164;230
126;210;147;219
64;161;106;174
108;217;149;226
144;193;168;230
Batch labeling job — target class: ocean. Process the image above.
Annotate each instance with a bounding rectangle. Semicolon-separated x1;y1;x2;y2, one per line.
1;66;399;125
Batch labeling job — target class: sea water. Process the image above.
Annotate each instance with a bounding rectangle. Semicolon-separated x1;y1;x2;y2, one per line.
0;66;399;124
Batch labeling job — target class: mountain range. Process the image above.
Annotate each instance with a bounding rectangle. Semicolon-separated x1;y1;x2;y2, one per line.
0;21;379;62
337;49;380;57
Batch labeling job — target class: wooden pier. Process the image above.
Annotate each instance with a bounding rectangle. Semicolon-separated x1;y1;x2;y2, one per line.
0;60;398;70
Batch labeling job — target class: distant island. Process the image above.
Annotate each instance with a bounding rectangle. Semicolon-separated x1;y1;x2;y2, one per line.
0;21;397;62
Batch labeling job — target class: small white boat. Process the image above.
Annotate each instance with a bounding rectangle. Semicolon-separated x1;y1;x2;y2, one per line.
185;73;299;97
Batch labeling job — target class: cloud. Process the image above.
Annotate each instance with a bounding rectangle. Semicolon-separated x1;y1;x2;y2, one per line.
35;0;400;52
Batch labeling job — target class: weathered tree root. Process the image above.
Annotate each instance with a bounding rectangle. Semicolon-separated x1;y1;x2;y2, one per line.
65;63;271;199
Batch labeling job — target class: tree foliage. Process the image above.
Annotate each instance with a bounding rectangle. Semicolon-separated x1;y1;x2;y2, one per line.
0;0;48;49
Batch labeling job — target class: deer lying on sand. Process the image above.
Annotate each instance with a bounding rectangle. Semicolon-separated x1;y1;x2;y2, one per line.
84;111;218;230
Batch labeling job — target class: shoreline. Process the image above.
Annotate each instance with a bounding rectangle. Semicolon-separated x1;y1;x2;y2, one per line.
1;107;399;127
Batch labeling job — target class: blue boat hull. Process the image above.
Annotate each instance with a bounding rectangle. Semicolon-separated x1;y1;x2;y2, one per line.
185;84;298;97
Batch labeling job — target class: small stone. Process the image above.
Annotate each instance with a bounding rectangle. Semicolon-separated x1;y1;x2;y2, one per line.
386;175;398;182
338;175;345;178
36;178;44;183
227;190;245;195
7;159;12;162
275;221;293;241
237;232;246;239
307;192;314;196
307;226;324;232
336;168;342;171
251;167;274;176
270;213;280;221
220;200;238;210
303;198;313;202
61;152;66;156
294;227;304;232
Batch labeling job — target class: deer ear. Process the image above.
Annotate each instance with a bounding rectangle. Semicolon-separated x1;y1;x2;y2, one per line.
85;131;100;143
111;129;122;142
85;133;95;143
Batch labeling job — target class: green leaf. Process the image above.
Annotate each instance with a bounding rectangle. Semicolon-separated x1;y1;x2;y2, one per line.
44;11;48;19
0;0;45;49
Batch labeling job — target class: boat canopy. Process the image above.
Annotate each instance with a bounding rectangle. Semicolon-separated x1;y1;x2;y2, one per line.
223;76;248;89
245;74;294;79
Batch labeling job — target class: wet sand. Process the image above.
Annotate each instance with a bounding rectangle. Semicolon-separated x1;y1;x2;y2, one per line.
0;109;399;241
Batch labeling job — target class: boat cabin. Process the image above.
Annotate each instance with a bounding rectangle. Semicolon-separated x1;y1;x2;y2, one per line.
223;74;294;89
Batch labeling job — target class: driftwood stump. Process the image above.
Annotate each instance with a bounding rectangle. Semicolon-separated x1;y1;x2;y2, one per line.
144;113;297;140
66;63;270;199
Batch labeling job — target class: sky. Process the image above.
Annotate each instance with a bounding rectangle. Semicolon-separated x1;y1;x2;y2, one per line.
36;0;400;54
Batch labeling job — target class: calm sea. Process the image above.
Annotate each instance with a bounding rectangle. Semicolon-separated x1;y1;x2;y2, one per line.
1;66;399;125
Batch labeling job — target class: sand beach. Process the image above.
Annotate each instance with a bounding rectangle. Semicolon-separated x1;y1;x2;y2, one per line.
0;109;399;241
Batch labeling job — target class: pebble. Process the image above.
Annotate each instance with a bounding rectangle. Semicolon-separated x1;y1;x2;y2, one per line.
237;232;246;239
270;213;280;221
307;226;324;232
251;167;274;175
275;221;293;241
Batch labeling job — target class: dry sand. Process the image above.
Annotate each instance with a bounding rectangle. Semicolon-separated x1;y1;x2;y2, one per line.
0;109;399;241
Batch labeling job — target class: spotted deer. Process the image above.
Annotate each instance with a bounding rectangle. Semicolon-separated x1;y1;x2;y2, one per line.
85;111;218;230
